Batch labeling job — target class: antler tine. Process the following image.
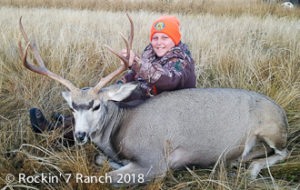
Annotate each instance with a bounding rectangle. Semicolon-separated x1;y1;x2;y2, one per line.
18;17;79;93
120;32;130;64
18;40;43;74
120;13;134;60
19;17;45;68
104;13;134;67
94;14;135;93
104;44;129;67
93;64;128;92
126;13;134;51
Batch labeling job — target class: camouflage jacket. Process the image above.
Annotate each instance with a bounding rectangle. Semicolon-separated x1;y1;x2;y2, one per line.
119;41;196;99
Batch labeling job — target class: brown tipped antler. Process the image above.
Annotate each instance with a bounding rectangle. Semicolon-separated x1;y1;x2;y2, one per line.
94;13;135;92
18;17;79;93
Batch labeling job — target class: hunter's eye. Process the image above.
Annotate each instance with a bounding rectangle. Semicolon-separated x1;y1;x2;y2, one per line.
92;104;100;111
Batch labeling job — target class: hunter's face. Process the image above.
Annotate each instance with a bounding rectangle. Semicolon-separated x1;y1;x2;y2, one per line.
151;33;175;57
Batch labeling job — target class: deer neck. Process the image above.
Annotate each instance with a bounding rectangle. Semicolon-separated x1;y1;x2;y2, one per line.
91;101;125;160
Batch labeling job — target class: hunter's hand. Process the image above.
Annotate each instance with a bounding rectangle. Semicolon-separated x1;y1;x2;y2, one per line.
121;49;136;67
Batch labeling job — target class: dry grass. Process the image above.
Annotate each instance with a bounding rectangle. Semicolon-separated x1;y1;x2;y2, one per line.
0;3;300;190
1;0;300;18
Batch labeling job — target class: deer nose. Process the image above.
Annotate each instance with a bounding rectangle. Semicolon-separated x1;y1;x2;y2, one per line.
75;132;86;142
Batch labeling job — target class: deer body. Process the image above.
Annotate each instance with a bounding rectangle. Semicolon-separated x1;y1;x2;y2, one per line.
84;86;288;183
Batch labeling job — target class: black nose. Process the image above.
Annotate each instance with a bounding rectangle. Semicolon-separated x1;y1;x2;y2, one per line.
75;132;86;142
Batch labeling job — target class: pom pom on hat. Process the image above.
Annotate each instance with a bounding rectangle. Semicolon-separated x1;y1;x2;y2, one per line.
150;15;181;45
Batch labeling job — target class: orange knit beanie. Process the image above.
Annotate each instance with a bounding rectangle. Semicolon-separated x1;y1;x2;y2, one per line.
150;15;181;45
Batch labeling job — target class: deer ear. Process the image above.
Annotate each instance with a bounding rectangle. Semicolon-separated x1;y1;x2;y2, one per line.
105;82;138;102
62;91;72;106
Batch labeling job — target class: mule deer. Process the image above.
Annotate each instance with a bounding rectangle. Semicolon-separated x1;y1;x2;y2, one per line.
18;15;288;183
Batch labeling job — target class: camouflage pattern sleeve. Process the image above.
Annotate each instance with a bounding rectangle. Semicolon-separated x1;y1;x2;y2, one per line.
131;59;162;84
152;58;190;90
133;58;193;90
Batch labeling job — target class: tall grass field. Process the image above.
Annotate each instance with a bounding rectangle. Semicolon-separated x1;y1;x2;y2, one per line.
0;0;300;189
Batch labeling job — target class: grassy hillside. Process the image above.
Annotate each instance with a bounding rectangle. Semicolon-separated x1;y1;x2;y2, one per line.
0;2;300;189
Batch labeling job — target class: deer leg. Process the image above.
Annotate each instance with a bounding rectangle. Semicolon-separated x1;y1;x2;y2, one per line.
239;135;273;163
228;135;258;168
230;146;273;169
107;162;166;184
240;135;257;160
248;148;287;179
247;127;288;179
240;146;273;162
168;147;199;169
95;154;122;169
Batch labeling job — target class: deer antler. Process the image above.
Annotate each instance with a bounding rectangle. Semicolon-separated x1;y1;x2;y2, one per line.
18;17;80;94
19;15;135;96
93;13;135;93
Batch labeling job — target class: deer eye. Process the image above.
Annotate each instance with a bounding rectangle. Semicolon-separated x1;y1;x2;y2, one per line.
92;104;100;111
70;108;75;112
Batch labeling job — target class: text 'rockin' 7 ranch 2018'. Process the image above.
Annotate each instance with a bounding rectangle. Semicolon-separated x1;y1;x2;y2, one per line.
14;173;145;184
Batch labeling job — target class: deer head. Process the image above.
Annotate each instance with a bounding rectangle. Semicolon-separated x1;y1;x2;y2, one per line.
19;14;137;144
